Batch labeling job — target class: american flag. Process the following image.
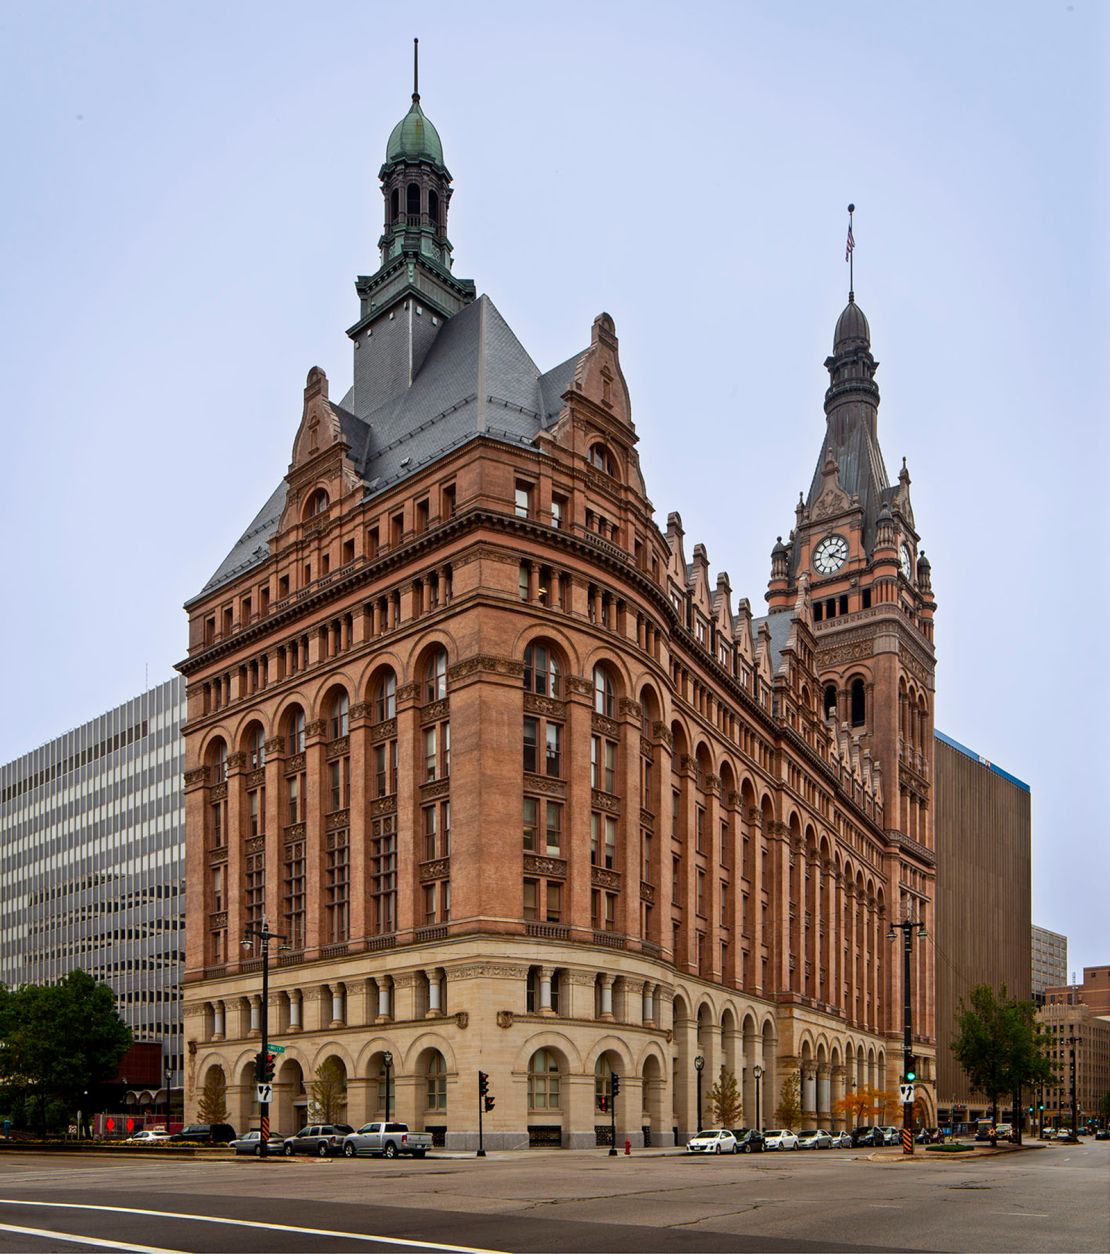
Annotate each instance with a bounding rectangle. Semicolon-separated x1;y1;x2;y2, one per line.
845;224;855;262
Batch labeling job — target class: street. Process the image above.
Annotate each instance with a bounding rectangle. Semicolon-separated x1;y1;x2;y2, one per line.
0;1141;1105;1253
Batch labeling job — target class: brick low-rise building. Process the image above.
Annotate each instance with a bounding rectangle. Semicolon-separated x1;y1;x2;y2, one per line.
178;69;938;1147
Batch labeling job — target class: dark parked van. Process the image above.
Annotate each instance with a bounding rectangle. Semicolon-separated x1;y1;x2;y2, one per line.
168;1123;236;1144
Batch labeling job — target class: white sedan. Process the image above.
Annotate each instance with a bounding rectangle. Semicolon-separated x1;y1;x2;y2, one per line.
125;1129;171;1143
763;1128;800;1151
797;1128;833;1149
686;1128;738;1154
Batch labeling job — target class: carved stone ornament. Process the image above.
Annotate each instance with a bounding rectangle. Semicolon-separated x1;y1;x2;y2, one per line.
704;773;721;797
210;911;228;928
419;858;451;882
421;698;450;724
817;640;875;668
421;779;450;800
284;753;306;773
210;782;228;802
811;483;852;521
639;881;656;904
665;1028;674;1044
184;767;207;789
396;682;420;704
591;712;619;739
350;702;372;724
448;654;525;682
247;768;265;788
566;676;593;698
305;720;327;740
370;799;398;817
207;847;228;866
523;854;568;879
523;773;566;797
245;835;265;854
652;722;674;751
591;866;621;890
591;789;620;814
524;694;566;720
326;735;350;760
496;1010;515;1029
455;1011;469;1030
371;719;397;743
452;964;529;981
619;697;643;721
326;811;349;834
283;822;306;844
226;751;247;772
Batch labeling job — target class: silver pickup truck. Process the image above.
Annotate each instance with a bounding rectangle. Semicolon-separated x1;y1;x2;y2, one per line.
341;1120;433;1159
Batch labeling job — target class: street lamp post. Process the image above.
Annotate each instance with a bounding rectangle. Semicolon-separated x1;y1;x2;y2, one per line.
753;1064;763;1133
383;1051;394;1122
1068;1034;1078;1134
888;914;927;1156
694;1055;705;1135
241;917;288;1159
165;1065;173;1126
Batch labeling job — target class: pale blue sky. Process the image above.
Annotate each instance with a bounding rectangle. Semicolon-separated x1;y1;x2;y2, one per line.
1;1;1105;971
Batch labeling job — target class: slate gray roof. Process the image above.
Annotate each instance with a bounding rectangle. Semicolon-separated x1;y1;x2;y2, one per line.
752;611;794;675
195;295;586;600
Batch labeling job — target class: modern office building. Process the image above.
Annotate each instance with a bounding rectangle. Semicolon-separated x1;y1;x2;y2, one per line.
933;730;1031;1125
1032;925;1068;1005
0;677;187;1092
178;70;938;1147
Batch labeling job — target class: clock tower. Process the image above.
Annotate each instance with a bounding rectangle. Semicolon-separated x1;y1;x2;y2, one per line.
767;291;938;1064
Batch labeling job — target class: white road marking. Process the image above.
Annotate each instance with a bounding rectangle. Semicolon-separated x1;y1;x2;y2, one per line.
0;1221;183;1253
0;1200;507;1254
990;1211;1050;1218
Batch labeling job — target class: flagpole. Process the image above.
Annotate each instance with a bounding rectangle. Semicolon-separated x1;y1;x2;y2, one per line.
847;203;855;299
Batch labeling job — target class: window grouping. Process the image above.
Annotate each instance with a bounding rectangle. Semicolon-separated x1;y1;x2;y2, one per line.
419;647;452;929
590;664;621;933
521;642;566;926
370;666;399;937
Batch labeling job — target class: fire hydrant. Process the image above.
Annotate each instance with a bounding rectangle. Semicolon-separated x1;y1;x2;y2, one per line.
624;1138;632;1155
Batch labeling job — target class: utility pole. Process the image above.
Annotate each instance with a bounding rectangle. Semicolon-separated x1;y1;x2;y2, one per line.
241;918;288;1158
1068;1033;1079;1134
888;915;927;1156
694;1055;705;1135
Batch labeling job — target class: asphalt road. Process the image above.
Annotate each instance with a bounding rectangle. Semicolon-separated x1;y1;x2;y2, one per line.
0;1140;1105;1253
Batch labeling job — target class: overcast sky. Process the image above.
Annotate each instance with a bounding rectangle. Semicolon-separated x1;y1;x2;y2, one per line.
1;1;1105;974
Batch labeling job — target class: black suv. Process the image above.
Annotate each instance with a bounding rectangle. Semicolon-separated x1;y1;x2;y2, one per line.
851;1126;884;1147
731;1128;766;1154
168;1122;236;1144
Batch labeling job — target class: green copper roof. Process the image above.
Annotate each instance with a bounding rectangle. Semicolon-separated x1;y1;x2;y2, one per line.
386;97;444;166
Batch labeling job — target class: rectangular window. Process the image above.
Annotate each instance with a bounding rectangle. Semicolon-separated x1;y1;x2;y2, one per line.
604;815;616;868
672;789;680;838
326;836;350;943
523;797;538;852
720;881;728;925
545;722;561;777
212;865;224;911
390;511;403;545
286;775;300;824
249;788;261;837
523;717;538;774
374;742;398;797
371;816;397;935
416;499;430;533
672;855;680;901
697;869;706;916
282;840;305;950
523;878;539;920
514;481;532;518
642;831;653;882
210;801;224;846
545;881;562;922
442;800;451;855
245;851;264;932
424;883;437;924
443;722;450;775
424;727;438;781
545;801;562;855
367;525;380;557
519;564;530;602
442;483;456;517
424;805;438;860
696;805;705;853
550;494;566;529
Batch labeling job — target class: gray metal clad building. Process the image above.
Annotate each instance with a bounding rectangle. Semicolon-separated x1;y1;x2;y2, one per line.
0;677;186;1084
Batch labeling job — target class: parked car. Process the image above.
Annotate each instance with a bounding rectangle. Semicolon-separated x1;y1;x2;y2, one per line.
915;1127;942;1145
831;1130;854;1148
763;1129;800;1151
1055;1130;1080;1144
685;1128;738;1155
125;1129;171;1143
993;1123;1014;1142
851;1126;884;1147
283;1124;354;1156
878;1126;900;1146
1094;1129;1109;1141
797;1128;833;1149
229;1130;287;1156
341;1121;433;1159
731;1128;766;1154
168;1123;236;1145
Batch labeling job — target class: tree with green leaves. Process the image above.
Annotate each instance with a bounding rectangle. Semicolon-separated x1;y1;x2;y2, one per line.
310;1058;348;1124
0;971;131;1135
707;1067;743;1128
774;1070;802;1130
951;983;1055;1144
197;1066;228;1124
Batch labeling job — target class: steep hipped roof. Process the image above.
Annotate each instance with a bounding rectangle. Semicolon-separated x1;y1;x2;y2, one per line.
196;295;586;599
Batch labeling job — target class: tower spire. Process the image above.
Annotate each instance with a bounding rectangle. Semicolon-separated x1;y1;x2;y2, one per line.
413;36;419;101
845;203;856;302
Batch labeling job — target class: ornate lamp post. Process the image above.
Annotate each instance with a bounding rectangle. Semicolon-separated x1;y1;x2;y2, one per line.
241;917;288;1159
383;1051;394;1122
694;1054;705;1134
753;1064;763;1133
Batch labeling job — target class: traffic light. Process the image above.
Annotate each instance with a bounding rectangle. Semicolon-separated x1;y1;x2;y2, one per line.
904;1059;917;1084
483;1095;495;1113
1039;1103;1045;1111
257;1051;275;1083
598;1096;608;1113
610;1073;621;1098
478;1071;489;1096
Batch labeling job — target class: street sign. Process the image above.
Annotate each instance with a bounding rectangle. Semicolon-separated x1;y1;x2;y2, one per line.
256;1083;273;1104
268;1044;286;1053
899;1083;915;1104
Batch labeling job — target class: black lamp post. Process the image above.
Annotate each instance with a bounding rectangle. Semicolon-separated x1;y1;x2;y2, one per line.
165;1065;173;1125
753;1064;763;1133
888;914;927;1155
1068;1033;1078;1134
694;1054;705;1134
383;1051;394;1122
241;917;288;1159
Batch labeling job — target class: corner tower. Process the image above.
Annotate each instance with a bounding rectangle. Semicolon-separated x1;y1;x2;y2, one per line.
348;40;476;418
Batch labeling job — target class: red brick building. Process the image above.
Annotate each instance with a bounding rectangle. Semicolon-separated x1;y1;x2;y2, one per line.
179;77;937;1147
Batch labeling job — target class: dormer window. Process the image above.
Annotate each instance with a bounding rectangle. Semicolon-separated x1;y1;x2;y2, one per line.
305;488;330;519
588;444;618;477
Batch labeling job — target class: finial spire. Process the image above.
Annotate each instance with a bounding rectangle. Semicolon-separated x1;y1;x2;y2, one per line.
845;203;856;302
413;37;420;101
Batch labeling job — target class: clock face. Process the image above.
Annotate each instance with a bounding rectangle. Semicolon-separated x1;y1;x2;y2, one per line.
900;542;914;581
813;534;848;575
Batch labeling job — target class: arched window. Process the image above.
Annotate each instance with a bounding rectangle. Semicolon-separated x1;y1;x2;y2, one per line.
428;188;439;228
425;647;448;702
305;488;329;518
528;1049;561;1110
328;690;349;739
286;707;306;755
593;664;615;718
374;669;397;722
850;678;866;728
425;1050;447;1112
407;181;421;216
588;443;617;477
249;725;266;770
390;186;399;222
207;738;228;783
523;642;560;697
823;684;837;720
